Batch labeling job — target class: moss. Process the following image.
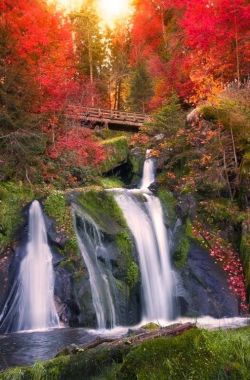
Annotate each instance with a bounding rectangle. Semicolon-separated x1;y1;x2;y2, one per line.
44;192;80;260
173;220;192;268
3;328;250;380
0;182;34;250
198;199;245;227
127;261;139;289
240;218;250;303
129;151;144;179
115;231;139;289
100;136;129;173
44;192;67;226
118;328;250;380
173;235;190;269
77;190;126;234
158;188;177;226
141;322;160;331
98;177;124;189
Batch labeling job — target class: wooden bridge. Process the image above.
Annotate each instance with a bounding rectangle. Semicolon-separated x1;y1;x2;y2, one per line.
66;106;151;132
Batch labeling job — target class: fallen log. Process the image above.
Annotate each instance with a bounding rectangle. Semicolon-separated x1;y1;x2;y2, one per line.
56;322;196;357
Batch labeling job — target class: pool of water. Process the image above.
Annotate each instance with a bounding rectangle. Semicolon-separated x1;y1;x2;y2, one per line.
0;318;249;371
0;327;97;370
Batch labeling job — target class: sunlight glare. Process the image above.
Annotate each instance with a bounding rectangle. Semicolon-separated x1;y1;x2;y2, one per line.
97;0;132;26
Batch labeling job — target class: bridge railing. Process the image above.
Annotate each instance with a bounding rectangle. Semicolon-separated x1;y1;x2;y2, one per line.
66;106;151;124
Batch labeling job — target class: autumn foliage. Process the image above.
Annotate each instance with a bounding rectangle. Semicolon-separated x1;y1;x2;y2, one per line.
131;0;250;107
49;128;106;167
192;221;248;313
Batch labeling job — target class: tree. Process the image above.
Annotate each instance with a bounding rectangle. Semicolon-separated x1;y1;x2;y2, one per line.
105;23;131;110
71;0;105;106
127;62;153;112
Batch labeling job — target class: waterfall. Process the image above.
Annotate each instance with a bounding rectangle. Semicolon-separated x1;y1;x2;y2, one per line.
140;149;155;190
73;206;116;329
0;201;60;332
114;153;174;322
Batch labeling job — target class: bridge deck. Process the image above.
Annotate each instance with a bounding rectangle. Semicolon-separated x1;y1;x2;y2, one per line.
66;106;151;130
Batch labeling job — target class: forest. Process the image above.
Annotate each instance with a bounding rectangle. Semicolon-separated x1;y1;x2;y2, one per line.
0;0;250;378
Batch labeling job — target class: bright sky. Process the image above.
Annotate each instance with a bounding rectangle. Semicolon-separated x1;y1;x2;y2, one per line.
53;0;132;26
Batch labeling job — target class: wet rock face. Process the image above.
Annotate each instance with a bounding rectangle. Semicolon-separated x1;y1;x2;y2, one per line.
176;194;197;220
0;249;15;308
178;243;239;318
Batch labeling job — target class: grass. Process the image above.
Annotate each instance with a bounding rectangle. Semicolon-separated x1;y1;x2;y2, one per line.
3;327;250;380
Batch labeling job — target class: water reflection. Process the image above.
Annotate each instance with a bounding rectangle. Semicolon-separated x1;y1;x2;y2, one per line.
0;328;94;370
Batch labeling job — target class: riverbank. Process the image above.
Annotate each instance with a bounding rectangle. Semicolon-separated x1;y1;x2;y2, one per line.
1;322;250;379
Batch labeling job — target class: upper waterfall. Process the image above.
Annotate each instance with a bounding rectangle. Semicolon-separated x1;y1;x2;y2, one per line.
0;201;60;332
140;149;156;190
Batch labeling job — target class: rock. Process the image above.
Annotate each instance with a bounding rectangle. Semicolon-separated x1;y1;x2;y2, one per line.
186;108;200;124
178;242;239;318
176;194;197;220
148;181;160;194
153;133;165;142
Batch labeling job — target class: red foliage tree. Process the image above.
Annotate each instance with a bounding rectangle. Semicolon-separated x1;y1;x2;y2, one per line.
49;128;106;167
1;0;79;113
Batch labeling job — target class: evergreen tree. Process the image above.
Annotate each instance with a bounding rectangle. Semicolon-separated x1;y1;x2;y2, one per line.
70;0;105;106
127;63;153;113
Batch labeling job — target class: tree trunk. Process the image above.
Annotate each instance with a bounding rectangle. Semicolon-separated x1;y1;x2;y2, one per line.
88;29;94;107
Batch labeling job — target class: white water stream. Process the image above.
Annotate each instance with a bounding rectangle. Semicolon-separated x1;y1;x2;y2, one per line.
0;201;60;332
73;207;116;329
114;152;174;321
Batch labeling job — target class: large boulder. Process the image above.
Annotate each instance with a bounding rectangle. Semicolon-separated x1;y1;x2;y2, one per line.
177;242;239;318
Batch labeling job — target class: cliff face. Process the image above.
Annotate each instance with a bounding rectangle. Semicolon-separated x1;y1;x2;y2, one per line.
0;184;241;333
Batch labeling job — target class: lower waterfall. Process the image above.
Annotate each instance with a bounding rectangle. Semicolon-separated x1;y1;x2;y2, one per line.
73;206;117;329
115;193;174;321
114;153;174;322
0;201;60;332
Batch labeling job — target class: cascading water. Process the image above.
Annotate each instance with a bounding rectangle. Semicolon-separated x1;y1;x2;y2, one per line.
114;152;174;322
0;201;60;332
73;206;116;329
140;149;156;190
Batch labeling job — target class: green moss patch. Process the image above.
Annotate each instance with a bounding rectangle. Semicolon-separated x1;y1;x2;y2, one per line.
100;136;129;173
98;177;124;189
198;199;245;227
0;182;34;250
44;192;80;260
3;327;250;380
158;188;177;226
77;190;126;234
115;231;139;289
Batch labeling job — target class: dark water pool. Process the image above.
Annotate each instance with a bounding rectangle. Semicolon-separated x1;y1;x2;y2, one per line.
0;327;97;371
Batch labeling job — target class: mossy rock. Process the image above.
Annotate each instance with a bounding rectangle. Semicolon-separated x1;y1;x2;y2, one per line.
76;190;126;235
240;216;250;304
44;192;79;259
173;220;192;269
4;327;250;380
198;199;245;227
141;322;160;331
158;188;177;226
0;182;34;250
100;136;129;173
